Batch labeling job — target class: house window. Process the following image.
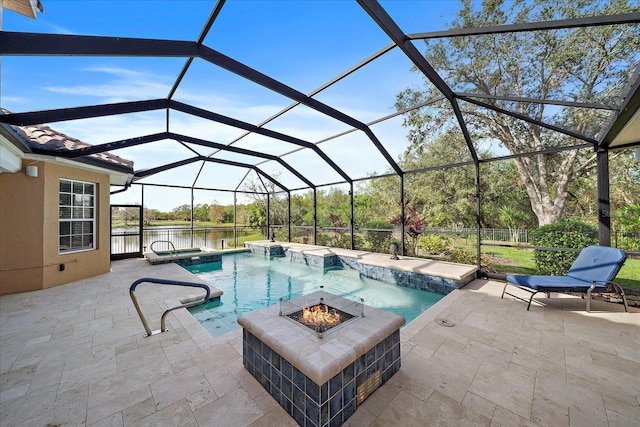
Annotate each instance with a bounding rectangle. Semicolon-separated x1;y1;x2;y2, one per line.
59;179;95;253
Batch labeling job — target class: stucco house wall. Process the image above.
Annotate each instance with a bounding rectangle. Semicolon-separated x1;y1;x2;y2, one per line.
1;160;113;294
0;159;45;294
0;116;133;296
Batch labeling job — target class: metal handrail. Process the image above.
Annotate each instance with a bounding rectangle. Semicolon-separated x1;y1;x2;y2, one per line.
129;277;213;336
149;240;178;256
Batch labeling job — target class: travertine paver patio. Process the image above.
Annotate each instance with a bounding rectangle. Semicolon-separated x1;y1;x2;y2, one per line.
1;256;638;426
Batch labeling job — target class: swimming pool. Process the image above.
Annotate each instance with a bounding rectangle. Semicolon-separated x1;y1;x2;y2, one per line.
185;252;444;337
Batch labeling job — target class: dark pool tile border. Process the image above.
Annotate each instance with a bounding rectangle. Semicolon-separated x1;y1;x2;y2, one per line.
246;243;474;294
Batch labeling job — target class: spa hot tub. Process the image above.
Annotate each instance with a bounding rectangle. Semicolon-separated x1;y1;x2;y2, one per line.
144;247;221;266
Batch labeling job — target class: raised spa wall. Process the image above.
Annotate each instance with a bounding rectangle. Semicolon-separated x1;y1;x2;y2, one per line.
144;248;222;266
245;242;476;295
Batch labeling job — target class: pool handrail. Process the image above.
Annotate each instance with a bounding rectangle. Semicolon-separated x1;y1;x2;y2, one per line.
129;277;213;337
149;240;178;257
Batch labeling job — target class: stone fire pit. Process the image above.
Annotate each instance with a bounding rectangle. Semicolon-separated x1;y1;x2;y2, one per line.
281;294;362;338
237;290;405;426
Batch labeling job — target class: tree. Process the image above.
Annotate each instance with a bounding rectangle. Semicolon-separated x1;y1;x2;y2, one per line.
400;130;479;227
247;203;266;228
208;202;226;224
290;191;314;226
397;0;639;226
240;173;288;227
171;204;191;221
498;205;531;244
613;203;640;251
480;160;535;229
192;204;210;222
222;205;235;223
362;176;402;225
608;149;640;211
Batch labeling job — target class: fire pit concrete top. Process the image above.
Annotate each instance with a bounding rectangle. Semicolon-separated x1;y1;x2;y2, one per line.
237;290;405;385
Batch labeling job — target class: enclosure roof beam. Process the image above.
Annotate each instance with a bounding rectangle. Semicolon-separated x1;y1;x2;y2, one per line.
58;130;315;188
228;43;396;146
178;135;315;189
134;181;268;195
255;95;447;166
0;98;342;184
168;101;351;183
60;132;169;157
223;42;403;175
167;0;226;100
409;13;640;40
134;157;203;179
456;92;619;111
202;158;289;193
0;30;401;176
235;169;253;192
478;142;594;164
356;0;453;101
0;99;168;126
0;99;345;183
0;31;198;56
134;156;289;192
357;0;478;164
196;45;403;175
459;96;598;144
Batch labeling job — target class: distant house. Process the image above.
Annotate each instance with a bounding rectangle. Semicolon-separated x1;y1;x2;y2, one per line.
0;115;134;295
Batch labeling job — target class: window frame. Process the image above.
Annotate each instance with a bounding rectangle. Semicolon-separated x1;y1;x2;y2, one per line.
59;178;96;254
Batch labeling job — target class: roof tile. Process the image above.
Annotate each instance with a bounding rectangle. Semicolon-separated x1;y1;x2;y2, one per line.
17;121;133;170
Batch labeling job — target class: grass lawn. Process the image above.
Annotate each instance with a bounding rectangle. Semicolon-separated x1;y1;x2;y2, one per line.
482;245;640;293
617;260;640;292
228;233;264;247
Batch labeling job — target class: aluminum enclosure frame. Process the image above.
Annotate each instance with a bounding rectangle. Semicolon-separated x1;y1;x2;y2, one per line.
1;1;638;261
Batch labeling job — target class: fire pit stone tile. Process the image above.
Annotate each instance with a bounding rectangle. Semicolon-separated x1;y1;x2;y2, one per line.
238;291;405;426
320;338;358;360
302;349;343;382
238;291;404;385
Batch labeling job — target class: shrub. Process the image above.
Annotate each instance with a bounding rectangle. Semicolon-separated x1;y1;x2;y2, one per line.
445;247;498;272
363;220;393;253
529;219;598;275
616;234;640;252
333;233;364;249
614;204;640;251
315;233;331;246
417;234;450;254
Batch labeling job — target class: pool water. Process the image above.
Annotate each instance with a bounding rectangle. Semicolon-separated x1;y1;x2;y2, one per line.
185;252;444;337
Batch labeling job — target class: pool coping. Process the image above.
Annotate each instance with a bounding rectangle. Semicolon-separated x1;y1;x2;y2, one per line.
245;241;478;295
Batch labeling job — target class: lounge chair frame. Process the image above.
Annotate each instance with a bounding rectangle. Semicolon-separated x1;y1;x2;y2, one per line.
502;245;629;312
501;280;629;312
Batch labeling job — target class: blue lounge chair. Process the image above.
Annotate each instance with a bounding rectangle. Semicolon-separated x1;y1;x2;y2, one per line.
502;245;629;312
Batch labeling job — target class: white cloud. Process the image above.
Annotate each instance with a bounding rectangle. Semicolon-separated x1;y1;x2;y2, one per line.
0;96;30;108
42;66;173;102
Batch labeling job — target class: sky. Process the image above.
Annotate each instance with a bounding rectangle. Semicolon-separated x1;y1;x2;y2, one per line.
2;0;466;211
